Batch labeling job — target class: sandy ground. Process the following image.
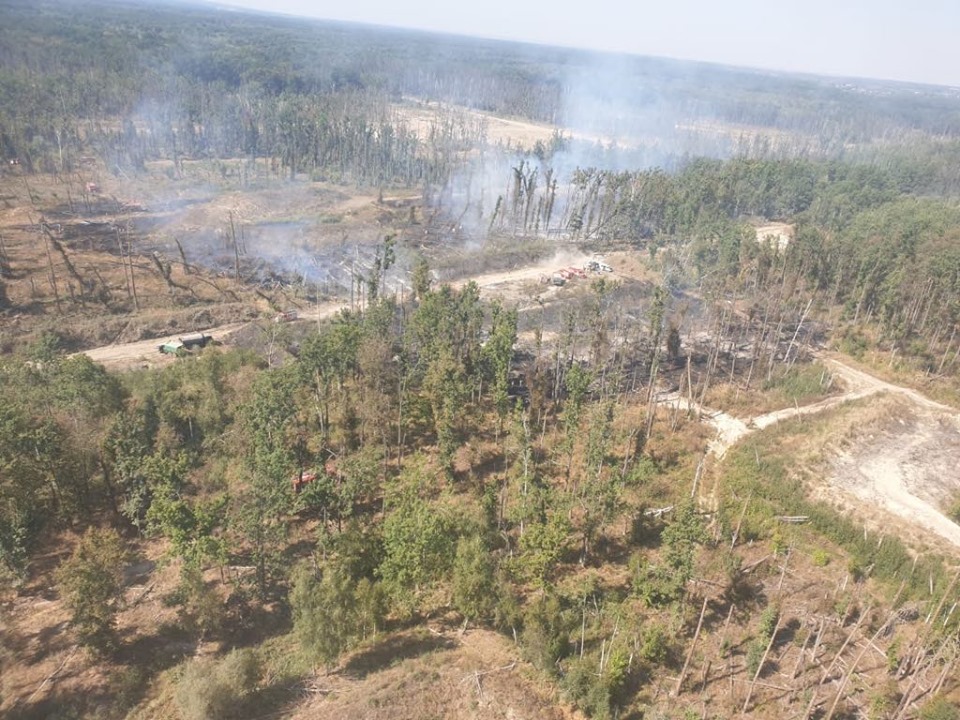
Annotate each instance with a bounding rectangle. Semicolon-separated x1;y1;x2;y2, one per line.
664;352;960;551
393;99;613;150
827;402;960;549
76;251;600;369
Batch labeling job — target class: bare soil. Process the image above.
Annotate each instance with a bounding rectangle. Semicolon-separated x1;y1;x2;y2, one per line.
824;398;960;552
668;351;960;552
290;627;582;720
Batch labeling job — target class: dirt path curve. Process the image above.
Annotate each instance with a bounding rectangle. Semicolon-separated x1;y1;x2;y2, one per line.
663;355;960;550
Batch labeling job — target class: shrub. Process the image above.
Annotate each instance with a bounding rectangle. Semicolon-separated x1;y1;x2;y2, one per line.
812;548;831;567
290;563;356;667
55;527;128;654
452;535;496;622
561;656;614;720
178;565;226;640
520;595;571;675
920;697;959;720
638;623;670;666
175;649;260;720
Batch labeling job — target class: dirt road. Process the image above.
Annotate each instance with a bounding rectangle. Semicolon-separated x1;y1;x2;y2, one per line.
77;301;350;370
77;252;597;370
666;354;960;551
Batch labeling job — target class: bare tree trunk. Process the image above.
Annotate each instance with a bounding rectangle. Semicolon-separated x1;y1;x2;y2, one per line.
674;596;710;696
803;605;872;719
741;614;781;714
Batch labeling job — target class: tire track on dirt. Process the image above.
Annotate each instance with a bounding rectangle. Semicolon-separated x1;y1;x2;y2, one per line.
663;355;960;550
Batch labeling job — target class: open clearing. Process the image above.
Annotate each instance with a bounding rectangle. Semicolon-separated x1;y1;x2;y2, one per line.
668;352;960;551
290;627;580;720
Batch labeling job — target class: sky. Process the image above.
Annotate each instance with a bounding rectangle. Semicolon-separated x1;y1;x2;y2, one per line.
209;0;960;87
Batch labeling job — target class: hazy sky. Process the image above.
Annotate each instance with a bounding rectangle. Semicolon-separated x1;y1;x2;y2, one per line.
211;0;959;87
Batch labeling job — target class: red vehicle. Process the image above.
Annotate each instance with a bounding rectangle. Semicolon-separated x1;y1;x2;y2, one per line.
292;472;317;493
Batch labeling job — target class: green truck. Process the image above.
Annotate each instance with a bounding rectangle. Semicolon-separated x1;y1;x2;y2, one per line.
157;333;212;355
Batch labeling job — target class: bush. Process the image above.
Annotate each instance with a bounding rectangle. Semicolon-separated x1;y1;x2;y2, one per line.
638;623;670;666
812;548;831;567
175;649;260;720
290;563;356;667
561;656;614;720
520;595;571;675
178;565;226;640
55;527;128;654
919;697;959;720
452;535;496;623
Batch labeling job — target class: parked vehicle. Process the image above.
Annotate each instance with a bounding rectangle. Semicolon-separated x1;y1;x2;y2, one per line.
180;332;213;349
157;333;212;355
158;340;184;355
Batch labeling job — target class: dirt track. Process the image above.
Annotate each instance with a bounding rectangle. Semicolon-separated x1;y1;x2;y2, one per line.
77;301;351;369
78;259;960;552
76;252;599;369
666;353;960;551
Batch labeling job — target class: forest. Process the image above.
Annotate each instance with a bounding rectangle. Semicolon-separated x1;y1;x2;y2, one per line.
2;0;960;719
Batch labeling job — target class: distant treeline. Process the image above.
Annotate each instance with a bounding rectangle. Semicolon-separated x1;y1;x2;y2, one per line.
3;0;960;175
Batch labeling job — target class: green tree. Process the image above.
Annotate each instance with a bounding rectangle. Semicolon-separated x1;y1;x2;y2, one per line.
176;649;260;720
291;563;362;667
411;254;432;301
237;366;301;595
562;363;592;480
482;301;518;440
103;399;160;532
55;527;128;653
636;500;706;606
452;535;496;623
378;473;457;615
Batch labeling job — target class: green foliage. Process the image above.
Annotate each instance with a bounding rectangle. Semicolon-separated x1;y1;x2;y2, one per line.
746;603;781;677
518;511;572;585
290;561;386;667
148;490;228;569
237;366;302;595
481;301;518;428
334;520;384;582
104;399;161;532
290;563;359;667
378;472;458;615
452;535;497;622
561;655;616;720
55;527;128;653
175;649;260;720
520;594;571;675
177;565;226;640
761;364;832;405
411;255;432;301
919;697;960;720
634;501;706;607
757;604;779;640
638;622;670;666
